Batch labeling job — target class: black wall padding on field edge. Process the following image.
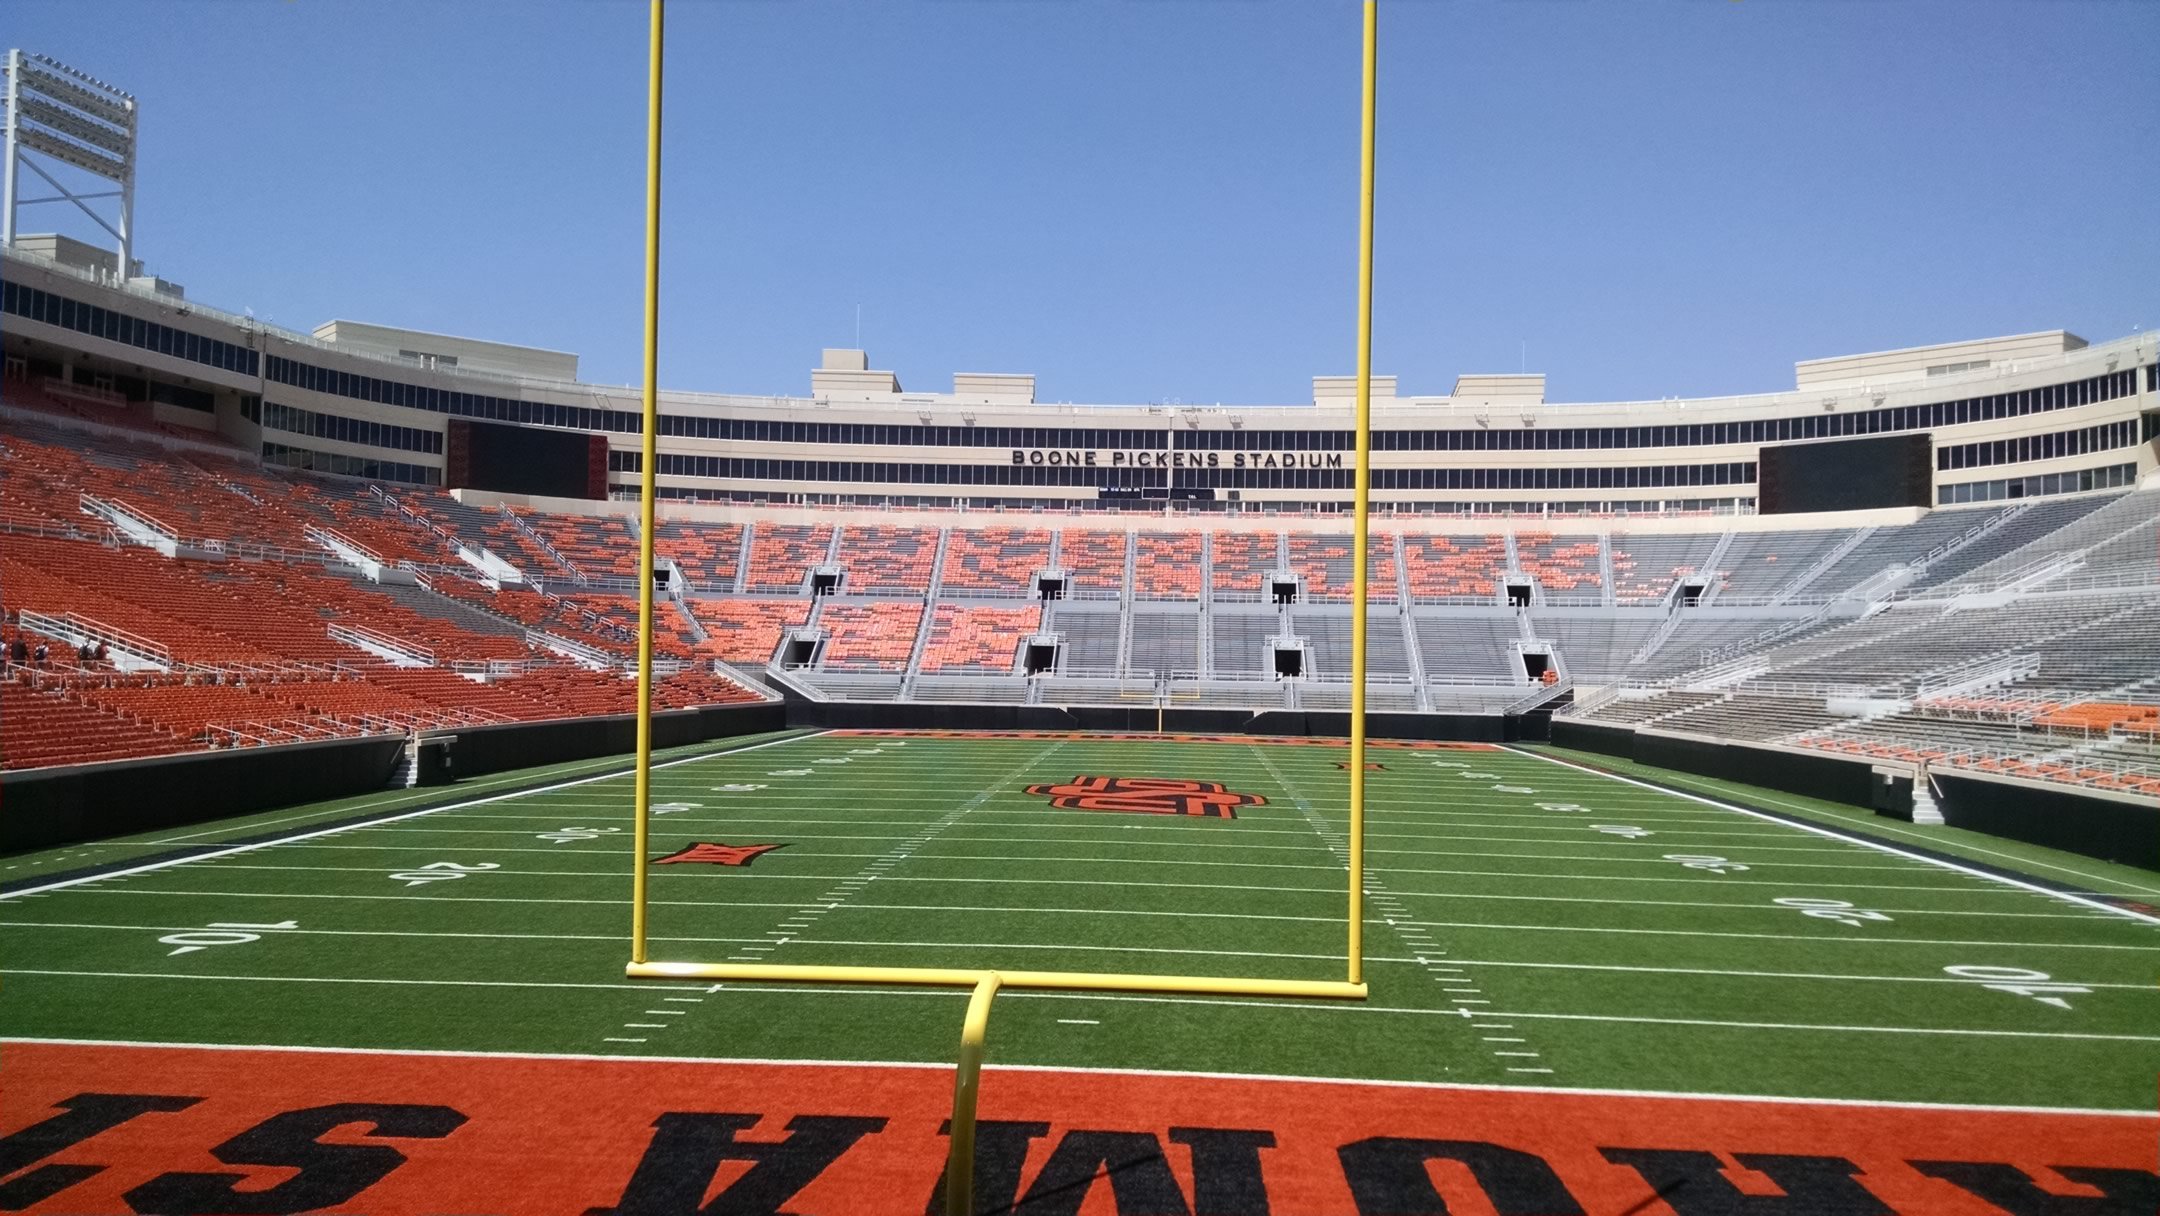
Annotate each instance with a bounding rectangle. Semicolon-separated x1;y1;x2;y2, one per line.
1934;771;2158;869
1;703;787;855
1549;719;2154;873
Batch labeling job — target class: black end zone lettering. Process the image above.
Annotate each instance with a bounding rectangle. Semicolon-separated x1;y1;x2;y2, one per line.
1169;1127;1274;1216
121;1102;465;1215
595;1112;885;1216
1910;1160;2160;1215
1338;1137;1584;1215
1014;1130;1187;1216
1599;1148;1892;1215
923;1120;1052;1216
0;1092;201;1210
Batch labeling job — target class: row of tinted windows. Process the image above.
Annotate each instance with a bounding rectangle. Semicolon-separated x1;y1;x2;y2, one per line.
619;452;1168;488
616;451;1754;493
261;442;441;486
3;282;260;377
1938;463;2136;505
661;414;1169;450
263;355;641;433
1936;421;2139;471
256;401;444;455
19;282;2151;456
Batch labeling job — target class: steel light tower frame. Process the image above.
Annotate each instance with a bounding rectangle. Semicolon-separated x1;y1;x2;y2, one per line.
2;50;141;274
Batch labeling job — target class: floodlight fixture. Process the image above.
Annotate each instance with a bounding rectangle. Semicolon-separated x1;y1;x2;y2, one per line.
2;50;140;273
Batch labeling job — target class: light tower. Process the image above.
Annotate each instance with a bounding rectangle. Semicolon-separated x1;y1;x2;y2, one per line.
2;49;141;275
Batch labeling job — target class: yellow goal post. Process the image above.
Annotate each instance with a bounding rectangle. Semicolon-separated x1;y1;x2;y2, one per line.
623;4;1384;1213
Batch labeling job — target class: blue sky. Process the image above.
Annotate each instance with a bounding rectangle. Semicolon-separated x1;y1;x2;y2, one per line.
10;1;2156;405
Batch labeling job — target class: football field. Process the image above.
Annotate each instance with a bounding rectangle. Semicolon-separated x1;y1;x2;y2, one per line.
5;728;2157;1213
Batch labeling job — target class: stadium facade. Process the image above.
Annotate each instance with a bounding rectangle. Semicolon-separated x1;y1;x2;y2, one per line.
5;244;2154;516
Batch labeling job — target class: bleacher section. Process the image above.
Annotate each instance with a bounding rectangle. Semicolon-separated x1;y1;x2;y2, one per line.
1128;607;1199;675
1714;529;1844;599
1609;532;1717;604
1514;533;1602;602
940;527;1050;593
744;524;833;593
653;521;742;590
523;513;641;581
1211;610;1279;678
1046;603;1121;671
1909;496;2114;588
1133;533;1201;598
1060;529;1127;594
689;599;805;665
1541;614;1661;680
1289;533;1399;603
817;601;923;672
921;603;1040;673
1210;532;1276;596
1413;613;1520;682
1294;610;1411;677
840;525;939;592
1403;535;1505;601
6;410;2156;795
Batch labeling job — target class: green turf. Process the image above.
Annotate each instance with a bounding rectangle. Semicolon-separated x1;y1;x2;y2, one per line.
0;728;810;881
4;730;2155;1111
1531;743;2160;901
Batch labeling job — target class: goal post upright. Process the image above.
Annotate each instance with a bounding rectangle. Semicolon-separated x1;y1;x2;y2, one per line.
1346;0;1378;987
629;0;665;966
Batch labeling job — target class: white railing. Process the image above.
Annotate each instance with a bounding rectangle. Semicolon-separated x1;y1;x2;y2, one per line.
79;491;177;542
1916;653;2041;700
17;609;172;667
326;622;434;666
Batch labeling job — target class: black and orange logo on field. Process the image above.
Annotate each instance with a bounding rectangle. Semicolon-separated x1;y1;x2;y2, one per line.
653;842;785;867
1025;776;1265;818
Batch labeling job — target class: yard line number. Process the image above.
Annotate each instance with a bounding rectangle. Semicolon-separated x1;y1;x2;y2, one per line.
159;920;297;956
387;861;499;888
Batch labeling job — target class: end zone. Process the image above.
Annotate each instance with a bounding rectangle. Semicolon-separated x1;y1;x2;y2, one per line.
4;1041;2149;1214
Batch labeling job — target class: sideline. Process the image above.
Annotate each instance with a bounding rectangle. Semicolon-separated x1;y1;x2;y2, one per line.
1506;746;2160;927
0;732;827;901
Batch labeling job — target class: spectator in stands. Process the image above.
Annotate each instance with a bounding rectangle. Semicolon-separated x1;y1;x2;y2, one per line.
7;635;25;666
33;642;49;667
78;641;94;662
94;641;108;664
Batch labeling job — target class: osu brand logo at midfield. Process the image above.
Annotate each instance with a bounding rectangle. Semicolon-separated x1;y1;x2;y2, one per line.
1025;776;1265;819
652;842;786;867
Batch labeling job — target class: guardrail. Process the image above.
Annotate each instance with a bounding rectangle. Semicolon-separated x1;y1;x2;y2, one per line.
326;622;435;666
18;608;173;666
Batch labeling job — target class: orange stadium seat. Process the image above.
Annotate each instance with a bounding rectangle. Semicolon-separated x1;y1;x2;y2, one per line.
921;603;1040;672
818;602;922;671
941;528;1050;592
1133;533;1202;598
841;525;939;591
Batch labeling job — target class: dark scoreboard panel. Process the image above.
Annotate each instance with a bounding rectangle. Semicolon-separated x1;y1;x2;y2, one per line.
445;421;609;500
1757;433;1933;515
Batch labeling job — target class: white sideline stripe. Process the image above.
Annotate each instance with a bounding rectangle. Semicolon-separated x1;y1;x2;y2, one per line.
0;733;828;901
128;738;810;848
1506;747;2160;927
1527;761;2160;900
9;1036;2152;1119
38;965;2160;1045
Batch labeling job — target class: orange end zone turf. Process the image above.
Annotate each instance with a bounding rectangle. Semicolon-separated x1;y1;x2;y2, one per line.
4;1041;2151;1214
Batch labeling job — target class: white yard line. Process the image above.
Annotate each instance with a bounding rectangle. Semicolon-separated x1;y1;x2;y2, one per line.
1506;747;2160;926
0;733;828;902
9;1034;2151;1118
